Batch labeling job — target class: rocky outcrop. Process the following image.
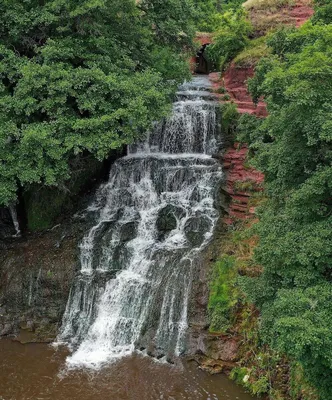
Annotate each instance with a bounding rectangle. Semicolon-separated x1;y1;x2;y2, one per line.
212;67;267;117
222;144;264;224
209;69;265;223
222;66;267;117
209;67;266;117
207;0;313;223
0;218;87;341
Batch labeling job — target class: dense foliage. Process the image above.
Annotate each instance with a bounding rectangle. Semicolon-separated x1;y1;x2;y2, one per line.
194;0;221;32
207;8;252;70
194;0;243;31
312;0;332;24
0;0;195;206
239;17;332;400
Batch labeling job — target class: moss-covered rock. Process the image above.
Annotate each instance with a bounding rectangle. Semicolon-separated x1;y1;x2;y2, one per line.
23;155;108;232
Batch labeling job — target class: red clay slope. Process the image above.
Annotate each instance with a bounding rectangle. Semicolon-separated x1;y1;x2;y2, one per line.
210;0;314;223
290;0;314;27
222;66;267;117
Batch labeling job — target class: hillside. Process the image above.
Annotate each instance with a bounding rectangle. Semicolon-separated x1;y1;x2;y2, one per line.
199;1;332;399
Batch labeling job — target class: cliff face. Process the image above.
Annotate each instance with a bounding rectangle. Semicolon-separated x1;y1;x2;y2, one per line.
222;66;267;117
208;0;314;224
222;144;264;224
0;151;122;341
0;222;84;341
208;70;265;224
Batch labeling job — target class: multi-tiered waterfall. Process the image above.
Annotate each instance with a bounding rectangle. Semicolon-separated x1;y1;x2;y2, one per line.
58;76;223;368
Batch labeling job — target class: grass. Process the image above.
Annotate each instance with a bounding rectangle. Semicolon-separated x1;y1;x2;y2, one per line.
242;0;310;36
243;0;294;11
251;12;293;35
234;36;270;67
208;255;238;333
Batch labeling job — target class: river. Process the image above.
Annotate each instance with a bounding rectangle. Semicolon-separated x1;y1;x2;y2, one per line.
0;338;253;400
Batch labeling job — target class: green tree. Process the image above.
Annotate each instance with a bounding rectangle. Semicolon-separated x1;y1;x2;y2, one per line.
0;0;195;205
193;0;220;32
206;8;252;70
312;0;332;24
239;21;332;400
193;0;244;32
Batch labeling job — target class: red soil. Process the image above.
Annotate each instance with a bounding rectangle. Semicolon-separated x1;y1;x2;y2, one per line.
290;2;314;27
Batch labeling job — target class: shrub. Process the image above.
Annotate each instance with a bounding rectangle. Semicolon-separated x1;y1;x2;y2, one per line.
208;255;238;332
206;9;253;70
234;36;270;67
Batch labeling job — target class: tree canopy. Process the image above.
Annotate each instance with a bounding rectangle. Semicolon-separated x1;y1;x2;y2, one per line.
193;0;245;32
239;18;332;400
0;0;195;205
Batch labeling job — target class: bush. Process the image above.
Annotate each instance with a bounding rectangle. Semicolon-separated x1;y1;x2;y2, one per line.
206;9;253;70
312;0;332;24
234;36;270;67
208;255;238;332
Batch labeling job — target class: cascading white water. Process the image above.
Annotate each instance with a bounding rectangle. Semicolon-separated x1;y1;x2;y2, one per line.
57;76;223;368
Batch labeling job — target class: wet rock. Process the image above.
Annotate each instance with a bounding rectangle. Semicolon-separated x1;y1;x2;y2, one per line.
156;205;185;239
184;216;211;247
207;337;240;362
111;245;132;272
199;358;226;375
1;323;14;336
26;320;35;332
0;221;81;341
119;221;138;243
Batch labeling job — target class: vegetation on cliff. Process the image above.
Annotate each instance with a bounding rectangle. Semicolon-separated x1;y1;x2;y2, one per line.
207;1;331;399
194;0;244;32
207;9;253;71
240;15;332;400
0;0;195;207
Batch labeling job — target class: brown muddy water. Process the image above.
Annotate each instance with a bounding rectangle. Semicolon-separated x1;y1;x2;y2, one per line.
0;338;254;400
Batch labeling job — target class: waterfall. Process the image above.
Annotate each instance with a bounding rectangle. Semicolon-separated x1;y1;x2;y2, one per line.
9;204;21;237
57;76;223;369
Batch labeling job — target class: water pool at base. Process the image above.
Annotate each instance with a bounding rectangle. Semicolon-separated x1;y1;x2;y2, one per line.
0;339;253;400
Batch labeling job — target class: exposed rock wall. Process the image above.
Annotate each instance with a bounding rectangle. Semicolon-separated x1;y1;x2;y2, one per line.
0;222;84;341
207;0;314;224
222;144;264;224
0;151;122;341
